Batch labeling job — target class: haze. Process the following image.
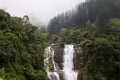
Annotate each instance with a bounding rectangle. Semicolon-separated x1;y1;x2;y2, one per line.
0;0;85;26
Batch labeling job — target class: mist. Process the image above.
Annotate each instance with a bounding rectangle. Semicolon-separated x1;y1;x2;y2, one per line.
0;0;85;27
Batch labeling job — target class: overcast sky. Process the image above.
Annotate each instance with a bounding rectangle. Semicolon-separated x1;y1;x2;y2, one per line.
0;0;85;26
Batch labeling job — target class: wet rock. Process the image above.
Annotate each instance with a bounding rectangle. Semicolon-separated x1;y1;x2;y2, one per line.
54;70;64;80
50;44;93;80
53;45;64;70
59;43;65;48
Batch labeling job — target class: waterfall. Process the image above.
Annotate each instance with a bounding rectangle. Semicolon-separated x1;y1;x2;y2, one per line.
44;45;78;80
63;45;78;80
44;46;60;80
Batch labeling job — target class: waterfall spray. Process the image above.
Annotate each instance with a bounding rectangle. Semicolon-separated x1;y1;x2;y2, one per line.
44;45;78;80
63;45;78;80
44;47;60;80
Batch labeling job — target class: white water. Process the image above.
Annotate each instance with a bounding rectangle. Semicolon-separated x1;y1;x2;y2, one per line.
44;47;60;80
44;45;78;80
63;45;78;80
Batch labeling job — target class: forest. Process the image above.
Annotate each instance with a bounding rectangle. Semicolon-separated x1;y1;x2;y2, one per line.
0;0;120;80
48;0;120;80
0;9;48;80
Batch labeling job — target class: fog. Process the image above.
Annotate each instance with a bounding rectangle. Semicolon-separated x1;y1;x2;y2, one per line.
0;0;85;26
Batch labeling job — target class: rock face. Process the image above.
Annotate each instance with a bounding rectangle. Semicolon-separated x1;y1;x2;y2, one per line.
52;44;64;70
50;44;93;80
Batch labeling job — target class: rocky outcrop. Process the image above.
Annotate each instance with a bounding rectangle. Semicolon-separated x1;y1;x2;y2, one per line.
51;44;93;80
52;44;64;70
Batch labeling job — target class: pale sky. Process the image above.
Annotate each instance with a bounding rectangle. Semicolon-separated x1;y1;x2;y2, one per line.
0;0;85;26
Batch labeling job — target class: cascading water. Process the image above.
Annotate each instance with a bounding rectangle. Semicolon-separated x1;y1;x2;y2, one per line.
63;45;78;80
44;46;60;80
44;45;78;80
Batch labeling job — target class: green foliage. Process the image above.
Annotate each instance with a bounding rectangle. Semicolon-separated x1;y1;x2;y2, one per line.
54;18;120;80
85;38;120;80
24;70;49;80
48;0;120;35
5;72;26;80
0;9;48;80
0;32;18;64
48;0;120;80
0;9;10;30
0;68;5;79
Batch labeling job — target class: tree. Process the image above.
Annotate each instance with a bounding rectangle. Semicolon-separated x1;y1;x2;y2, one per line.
96;7;111;27
0;9;10;30
0;9;48;80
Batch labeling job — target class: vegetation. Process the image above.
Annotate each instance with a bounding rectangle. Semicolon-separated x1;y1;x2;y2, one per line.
50;19;120;80
48;0;120;35
0;0;120;80
48;0;120;80
0;9;48;80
